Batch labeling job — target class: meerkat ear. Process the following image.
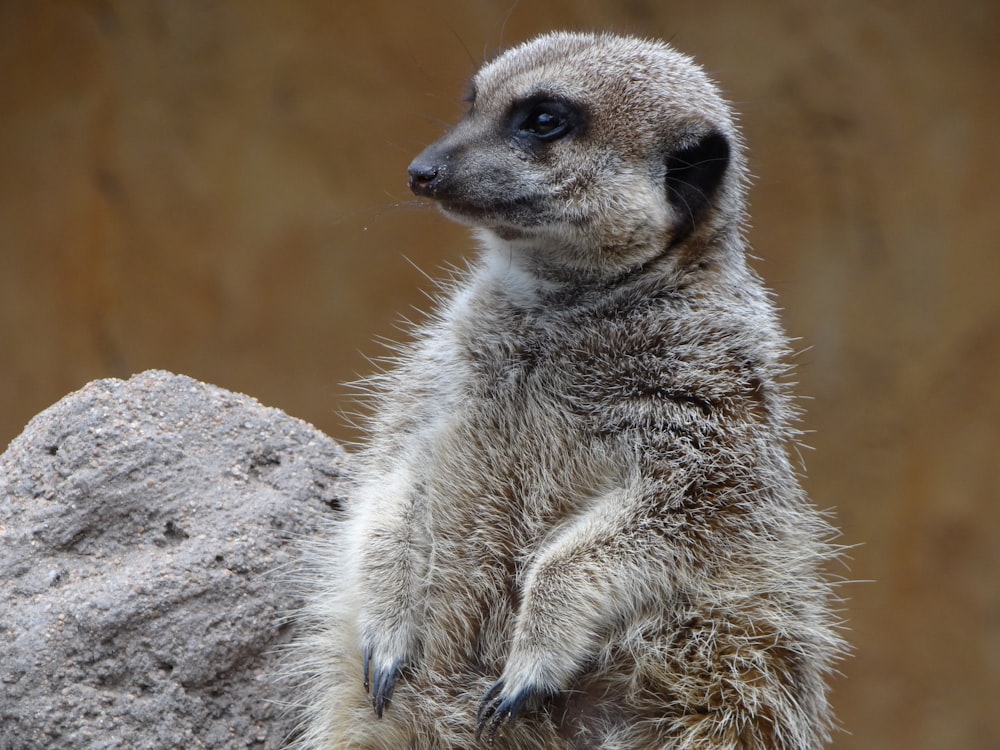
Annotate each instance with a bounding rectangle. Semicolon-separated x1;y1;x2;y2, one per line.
665;130;730;235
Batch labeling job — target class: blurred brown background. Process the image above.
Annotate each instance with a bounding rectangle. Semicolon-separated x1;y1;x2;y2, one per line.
2;1;997;747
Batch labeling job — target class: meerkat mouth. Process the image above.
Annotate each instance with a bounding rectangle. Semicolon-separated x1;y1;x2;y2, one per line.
438;191;554;228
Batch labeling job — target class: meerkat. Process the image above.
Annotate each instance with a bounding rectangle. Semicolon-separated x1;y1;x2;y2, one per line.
292;31;843;749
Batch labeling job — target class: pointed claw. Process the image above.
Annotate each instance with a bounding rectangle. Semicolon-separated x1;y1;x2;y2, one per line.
476;679;544;742
476;679;505;737
372;662;398;718
362;649;403;718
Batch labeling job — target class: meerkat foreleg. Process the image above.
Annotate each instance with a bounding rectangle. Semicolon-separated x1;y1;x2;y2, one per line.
350;464;428;717
477;482;683;739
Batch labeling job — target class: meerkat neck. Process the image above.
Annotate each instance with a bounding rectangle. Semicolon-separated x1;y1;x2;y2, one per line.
476;224;747;308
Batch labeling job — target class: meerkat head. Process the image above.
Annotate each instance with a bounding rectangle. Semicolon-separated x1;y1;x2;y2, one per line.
408;32;747;284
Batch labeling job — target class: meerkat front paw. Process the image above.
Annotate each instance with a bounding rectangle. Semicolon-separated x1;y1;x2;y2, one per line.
475;677;552;741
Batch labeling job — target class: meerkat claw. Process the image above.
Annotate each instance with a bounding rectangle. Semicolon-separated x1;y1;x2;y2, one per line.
475;679;544;742
362;647;403;718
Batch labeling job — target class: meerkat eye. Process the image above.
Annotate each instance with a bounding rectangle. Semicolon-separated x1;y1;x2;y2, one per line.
514;100;580;143
523;109;565;137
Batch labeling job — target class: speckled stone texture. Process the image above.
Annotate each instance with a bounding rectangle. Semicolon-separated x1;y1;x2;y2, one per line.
0;370;346;749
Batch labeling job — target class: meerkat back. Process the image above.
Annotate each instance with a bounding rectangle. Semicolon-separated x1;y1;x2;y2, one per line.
292;31;843;750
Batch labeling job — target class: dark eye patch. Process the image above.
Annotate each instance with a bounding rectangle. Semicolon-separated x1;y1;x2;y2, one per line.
509;96;586;148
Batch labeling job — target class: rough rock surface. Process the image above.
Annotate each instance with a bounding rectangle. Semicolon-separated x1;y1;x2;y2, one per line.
0;370;346;750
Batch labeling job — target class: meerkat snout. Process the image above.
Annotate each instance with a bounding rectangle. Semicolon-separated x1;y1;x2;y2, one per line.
407;97;585;200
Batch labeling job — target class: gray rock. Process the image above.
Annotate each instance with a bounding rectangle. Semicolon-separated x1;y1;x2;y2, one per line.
0;370;346;749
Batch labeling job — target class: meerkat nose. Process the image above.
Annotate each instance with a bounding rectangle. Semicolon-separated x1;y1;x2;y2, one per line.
408;159;442;197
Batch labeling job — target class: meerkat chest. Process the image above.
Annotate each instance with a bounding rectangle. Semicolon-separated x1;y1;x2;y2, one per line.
414;308;621;522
